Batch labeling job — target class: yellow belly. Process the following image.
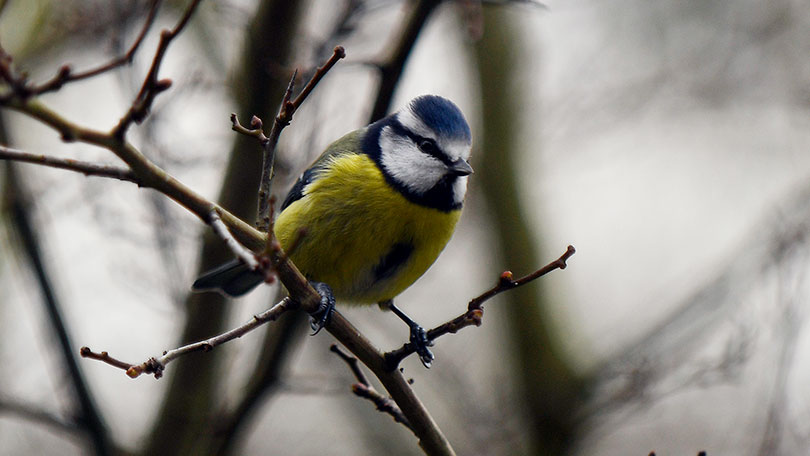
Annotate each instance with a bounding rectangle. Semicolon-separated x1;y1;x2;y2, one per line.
273;153;461;304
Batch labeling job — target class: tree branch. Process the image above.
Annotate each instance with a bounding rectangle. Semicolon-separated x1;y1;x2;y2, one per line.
238;45;345;232
330;344;413;432
0;145;138;182
205;209;260;272
112;0;203;137
4;97;265;250
263;238;456;456
80;298;293;379
384;245;576;369
25;0;162;97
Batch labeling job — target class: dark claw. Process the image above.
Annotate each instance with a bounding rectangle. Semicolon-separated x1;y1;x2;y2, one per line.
308;282;335;335
383;300;435;368
410;324;434;368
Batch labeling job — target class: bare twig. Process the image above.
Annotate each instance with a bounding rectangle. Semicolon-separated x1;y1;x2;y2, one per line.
79;347;134;371
288;46;346;112
0;1;161;102
3;98;264;251
230;113;268;142
468;244;576;310
253;45;346;232
206;209;260;272
80;298;293;379
28;0;162;97
331;343;371;386
0;145;138;182
384;245;576;369
113;0;204;137
331;344;413;431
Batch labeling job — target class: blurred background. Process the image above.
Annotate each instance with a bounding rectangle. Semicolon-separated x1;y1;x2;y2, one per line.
2;0;810;455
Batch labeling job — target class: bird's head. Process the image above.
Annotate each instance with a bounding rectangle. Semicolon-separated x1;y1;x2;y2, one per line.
366;95;473;211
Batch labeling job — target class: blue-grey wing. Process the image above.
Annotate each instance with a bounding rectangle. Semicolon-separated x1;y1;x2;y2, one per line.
279;128;365;211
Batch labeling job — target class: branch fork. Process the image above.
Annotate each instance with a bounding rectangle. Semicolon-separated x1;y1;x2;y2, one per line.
80;298;293;379
384;245;576;369
231;45;346;232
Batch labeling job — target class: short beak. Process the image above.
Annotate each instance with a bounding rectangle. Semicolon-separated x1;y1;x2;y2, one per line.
449;158;474;176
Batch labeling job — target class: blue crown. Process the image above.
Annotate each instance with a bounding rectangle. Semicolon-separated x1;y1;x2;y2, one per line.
410;95;471;143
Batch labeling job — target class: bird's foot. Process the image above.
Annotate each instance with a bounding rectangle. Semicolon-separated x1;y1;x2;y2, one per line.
308;281;335;335
409;324;434;369
384;300;435;368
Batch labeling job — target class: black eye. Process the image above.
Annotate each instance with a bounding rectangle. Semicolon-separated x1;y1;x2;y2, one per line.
418;139;438;155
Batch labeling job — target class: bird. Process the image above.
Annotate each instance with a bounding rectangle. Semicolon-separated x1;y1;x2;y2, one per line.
193;95;473;367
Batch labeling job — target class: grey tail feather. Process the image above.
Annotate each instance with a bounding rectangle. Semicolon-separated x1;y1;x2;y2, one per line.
192;259;264;297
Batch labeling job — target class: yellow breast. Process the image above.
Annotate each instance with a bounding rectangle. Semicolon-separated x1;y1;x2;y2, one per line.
273;153;461;304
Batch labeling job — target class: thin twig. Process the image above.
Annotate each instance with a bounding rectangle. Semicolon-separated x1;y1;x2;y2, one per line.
230;113;268;142
0;145;138;182
206;209;260;272
113;0;203;137
468;244;576;310
253;45;346;232
330;343;371;386
384;245;576;369
331;344;413;432
79;347;134;371
254;70;295;232
29;0;162;97
289;46;346;111
80;298;293;379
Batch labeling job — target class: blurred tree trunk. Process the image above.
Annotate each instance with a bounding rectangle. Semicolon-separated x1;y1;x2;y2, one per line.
473;7;583;455
140;2;306;455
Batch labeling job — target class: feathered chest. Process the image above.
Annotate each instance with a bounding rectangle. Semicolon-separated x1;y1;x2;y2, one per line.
273;153;462;303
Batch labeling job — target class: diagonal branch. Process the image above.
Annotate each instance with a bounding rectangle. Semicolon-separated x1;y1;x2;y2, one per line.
27;0;162;97
238;45;346;232
112;0;204;137
384;245;576;369
205;209;260;272
0;145;138;182
264;236;457;456
331;344;413;432
4;97;266;250
80;298;293;379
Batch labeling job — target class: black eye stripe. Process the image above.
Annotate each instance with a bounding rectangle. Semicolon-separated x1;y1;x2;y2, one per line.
390;118;455;166
417;137;438;155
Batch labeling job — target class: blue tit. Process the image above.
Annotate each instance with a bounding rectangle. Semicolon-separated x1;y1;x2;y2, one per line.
193;95;473;367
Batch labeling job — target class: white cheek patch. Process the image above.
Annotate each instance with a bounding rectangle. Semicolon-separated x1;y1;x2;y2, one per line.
379;126;446;194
